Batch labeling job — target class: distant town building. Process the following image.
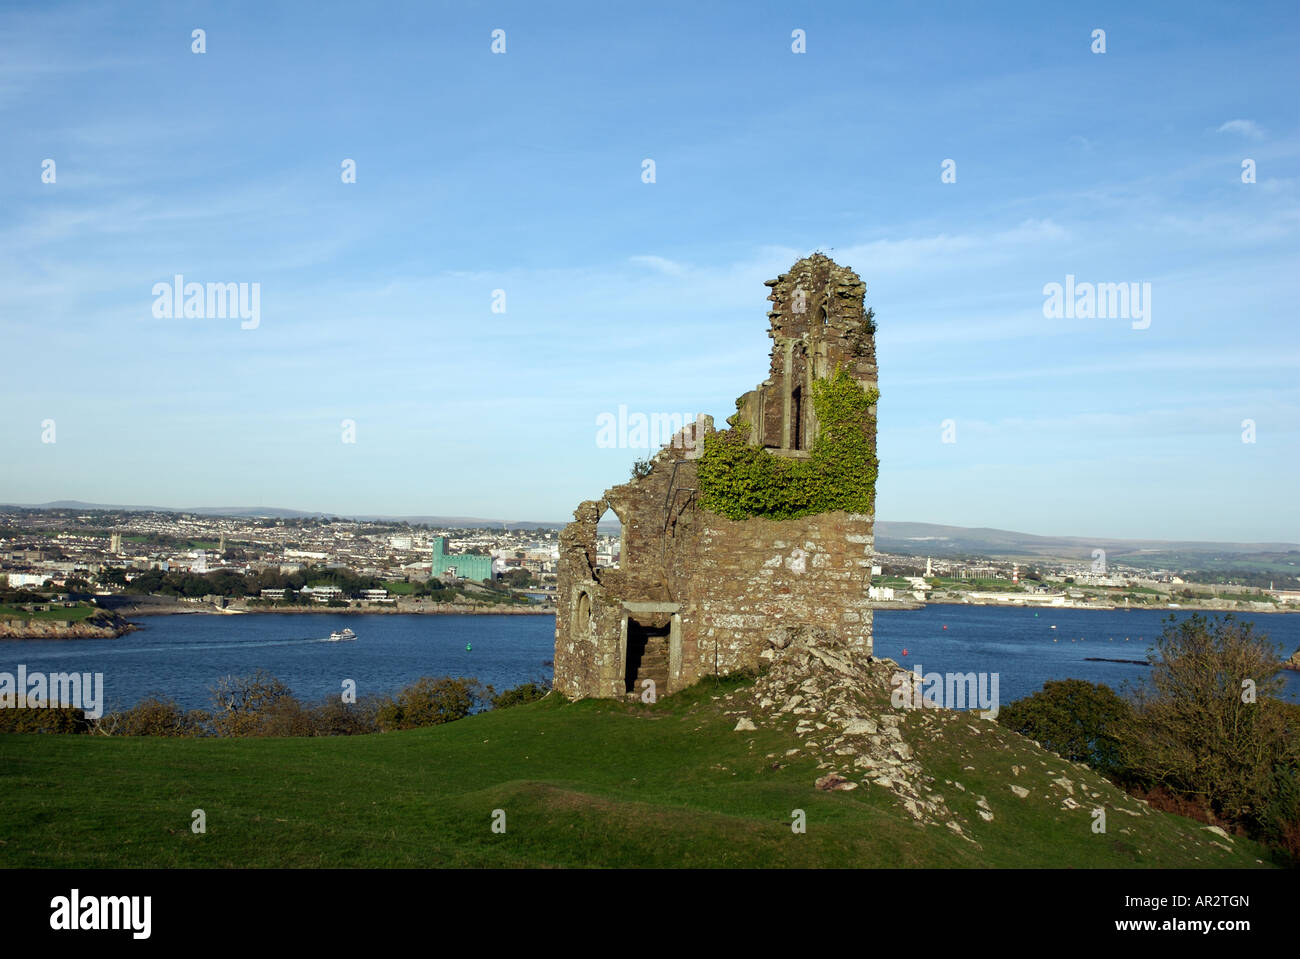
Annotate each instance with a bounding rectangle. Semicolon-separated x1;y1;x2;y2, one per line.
5;572;49;588
300;585;344;602
431;537;493;581
285;549;329;561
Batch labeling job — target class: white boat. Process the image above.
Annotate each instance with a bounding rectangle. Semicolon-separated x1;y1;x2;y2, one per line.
326;628;357;642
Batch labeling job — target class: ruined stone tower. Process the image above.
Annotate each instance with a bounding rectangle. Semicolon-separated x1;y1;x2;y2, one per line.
554;254;878;700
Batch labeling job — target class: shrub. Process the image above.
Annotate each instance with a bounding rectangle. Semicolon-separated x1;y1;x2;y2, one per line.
492;680;550;710
0;706;90;734
376;676;491;731
307;696;382;736
252;696;316;737
106;696;205;737
1255;758;1300;862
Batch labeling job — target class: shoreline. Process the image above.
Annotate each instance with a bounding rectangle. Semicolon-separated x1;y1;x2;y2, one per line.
0;614;139;641
117;603;556;617
902;596;1300;615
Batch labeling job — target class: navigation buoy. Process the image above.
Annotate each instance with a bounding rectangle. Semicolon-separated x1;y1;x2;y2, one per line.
901;648;909;657
942;625;948;630
1034;613;1039;617
466;643;472;651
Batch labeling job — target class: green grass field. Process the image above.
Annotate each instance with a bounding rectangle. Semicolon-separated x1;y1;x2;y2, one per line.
0;604;97;622
0;676;1273;868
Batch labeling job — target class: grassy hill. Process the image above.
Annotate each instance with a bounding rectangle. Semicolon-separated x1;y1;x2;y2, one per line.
0;669;1272;868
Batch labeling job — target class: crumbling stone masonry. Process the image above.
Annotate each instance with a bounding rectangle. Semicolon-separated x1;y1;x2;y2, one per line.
555;254;879;700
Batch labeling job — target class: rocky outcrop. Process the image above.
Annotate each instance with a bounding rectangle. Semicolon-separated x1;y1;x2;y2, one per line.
0;611;136;640
718;624;1153;844
728;625;973;838
1284;648;1300;671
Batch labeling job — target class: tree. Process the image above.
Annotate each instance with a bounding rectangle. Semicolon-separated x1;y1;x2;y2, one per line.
998;679;1131;775
209;670;295;737
1120;614;1300;825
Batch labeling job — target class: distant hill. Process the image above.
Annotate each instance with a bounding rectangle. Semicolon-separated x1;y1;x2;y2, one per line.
873;521;1299;564
4;501;1295;560
2;501;561;530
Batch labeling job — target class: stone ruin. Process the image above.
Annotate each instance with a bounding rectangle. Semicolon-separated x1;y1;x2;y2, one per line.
554;253;879;701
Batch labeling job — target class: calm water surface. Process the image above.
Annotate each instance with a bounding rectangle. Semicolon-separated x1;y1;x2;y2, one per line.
2;606;1296;711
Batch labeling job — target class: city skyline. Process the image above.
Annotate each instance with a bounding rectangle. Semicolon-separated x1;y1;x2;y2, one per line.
2;1;1297;543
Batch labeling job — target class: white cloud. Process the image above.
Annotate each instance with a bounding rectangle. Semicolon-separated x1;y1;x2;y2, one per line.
1216;119;1264;139
628;255;686;275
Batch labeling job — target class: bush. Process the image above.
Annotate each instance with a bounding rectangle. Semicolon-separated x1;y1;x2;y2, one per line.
1256;758;1300;862
106;696;206;737
492;681;550;710
376;676;491;731
209;670;296;737
0;706;90;734
997;679;1131;775
307;696;382;736
251;696;316;737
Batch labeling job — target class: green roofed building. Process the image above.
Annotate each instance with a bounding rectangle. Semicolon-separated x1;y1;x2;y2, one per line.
432;537;494;581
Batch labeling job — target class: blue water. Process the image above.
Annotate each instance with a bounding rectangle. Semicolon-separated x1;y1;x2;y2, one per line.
0;614;555;713
874;605;1300;705
1;606;1296;712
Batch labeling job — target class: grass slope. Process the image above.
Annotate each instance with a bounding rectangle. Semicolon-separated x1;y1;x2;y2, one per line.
0;676;1272;868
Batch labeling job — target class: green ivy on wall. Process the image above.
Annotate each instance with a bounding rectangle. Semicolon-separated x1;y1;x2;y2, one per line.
697;368;879;520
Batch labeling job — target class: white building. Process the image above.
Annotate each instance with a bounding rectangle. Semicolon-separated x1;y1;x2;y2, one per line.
4;572;49;588
300;585;344;603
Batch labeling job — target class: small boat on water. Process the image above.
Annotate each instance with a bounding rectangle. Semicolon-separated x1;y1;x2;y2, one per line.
326;628;357;642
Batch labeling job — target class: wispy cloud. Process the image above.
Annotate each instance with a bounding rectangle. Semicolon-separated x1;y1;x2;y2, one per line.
629;255;687;275
1216;119;1265;139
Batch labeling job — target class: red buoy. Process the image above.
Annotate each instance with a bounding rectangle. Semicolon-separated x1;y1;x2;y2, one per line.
942;625;948;630
901;648;909;657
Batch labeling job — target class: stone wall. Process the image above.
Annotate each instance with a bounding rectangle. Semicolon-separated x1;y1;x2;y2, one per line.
554;254;878;701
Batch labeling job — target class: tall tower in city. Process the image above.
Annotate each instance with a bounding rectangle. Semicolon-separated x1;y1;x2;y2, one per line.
109;532;122;554
925;556;932;577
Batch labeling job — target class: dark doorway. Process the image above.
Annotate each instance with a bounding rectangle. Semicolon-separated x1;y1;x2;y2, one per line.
625;615;671;695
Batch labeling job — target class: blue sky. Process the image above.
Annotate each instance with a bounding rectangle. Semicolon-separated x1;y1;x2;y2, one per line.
1;0;1296;542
